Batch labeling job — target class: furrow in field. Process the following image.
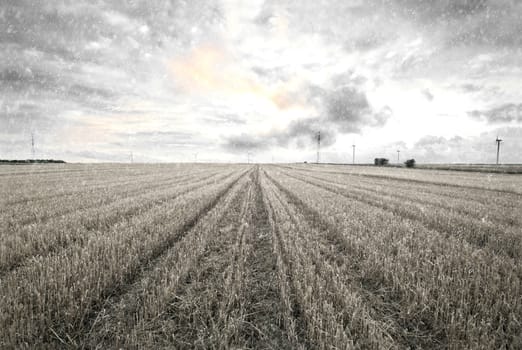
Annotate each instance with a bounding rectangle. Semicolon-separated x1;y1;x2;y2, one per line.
260;176;309;350
234;167;302;349
264;167;522;348
0;166;149;203
0;164;229;206
0;168;250;347
280;169;522;260
117;171;255;349
80;169;253;349
281;164;522;195
262;170;403;350
282;166;522;226
1;167;213;207
0;170;237;275
220;167;299;349
0;170;219;228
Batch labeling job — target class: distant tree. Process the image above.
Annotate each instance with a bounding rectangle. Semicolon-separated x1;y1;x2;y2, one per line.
374;158;389;166
405;159;416;168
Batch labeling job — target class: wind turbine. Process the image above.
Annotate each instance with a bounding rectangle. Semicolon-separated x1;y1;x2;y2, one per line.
316;131;321;164
495;136;503;165
31;132;35;160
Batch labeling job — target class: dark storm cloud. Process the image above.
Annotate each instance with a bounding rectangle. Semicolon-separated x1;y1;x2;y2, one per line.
469;104;522;124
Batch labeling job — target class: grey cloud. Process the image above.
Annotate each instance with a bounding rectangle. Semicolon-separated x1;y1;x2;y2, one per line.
422;89;434;101
224;134;268;152
454;83;505;103
224;74;390;153
410;127;522;163
202;113;247;125
0;0;224;137
0;101;61;134
257;0;398;53
445;10;522;48
411;135;476;163
415;135;463;148
64;150;129;162
119;131;209;151
323;87;371;132
469;103;522;124
390;0;488;20
460;83;483;93
0;67;58;91
260;0;522;58
125;131;195;145
391;0;522;49
223;118;336;153
322;87;391;133
275;118;336;148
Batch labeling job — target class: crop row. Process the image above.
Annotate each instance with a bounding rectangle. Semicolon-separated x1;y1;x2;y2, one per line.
285;164;522;194
0;166;248;346
0;169;222;228
278;168;522;260
0;169;239;274
285;166;522;227
263;167;521;348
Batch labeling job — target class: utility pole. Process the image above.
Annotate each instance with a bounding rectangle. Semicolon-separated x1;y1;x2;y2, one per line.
352;144;355;165
130;151;133;163
496;136;503;165
316;131;321;164
397;150;400;164
247;152;251;164
31;132;35;160
194;153;198;163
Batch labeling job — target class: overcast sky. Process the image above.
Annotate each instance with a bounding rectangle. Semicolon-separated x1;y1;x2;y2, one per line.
1;0;521;163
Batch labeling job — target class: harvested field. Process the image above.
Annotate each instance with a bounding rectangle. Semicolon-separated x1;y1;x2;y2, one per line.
1;163;521;349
